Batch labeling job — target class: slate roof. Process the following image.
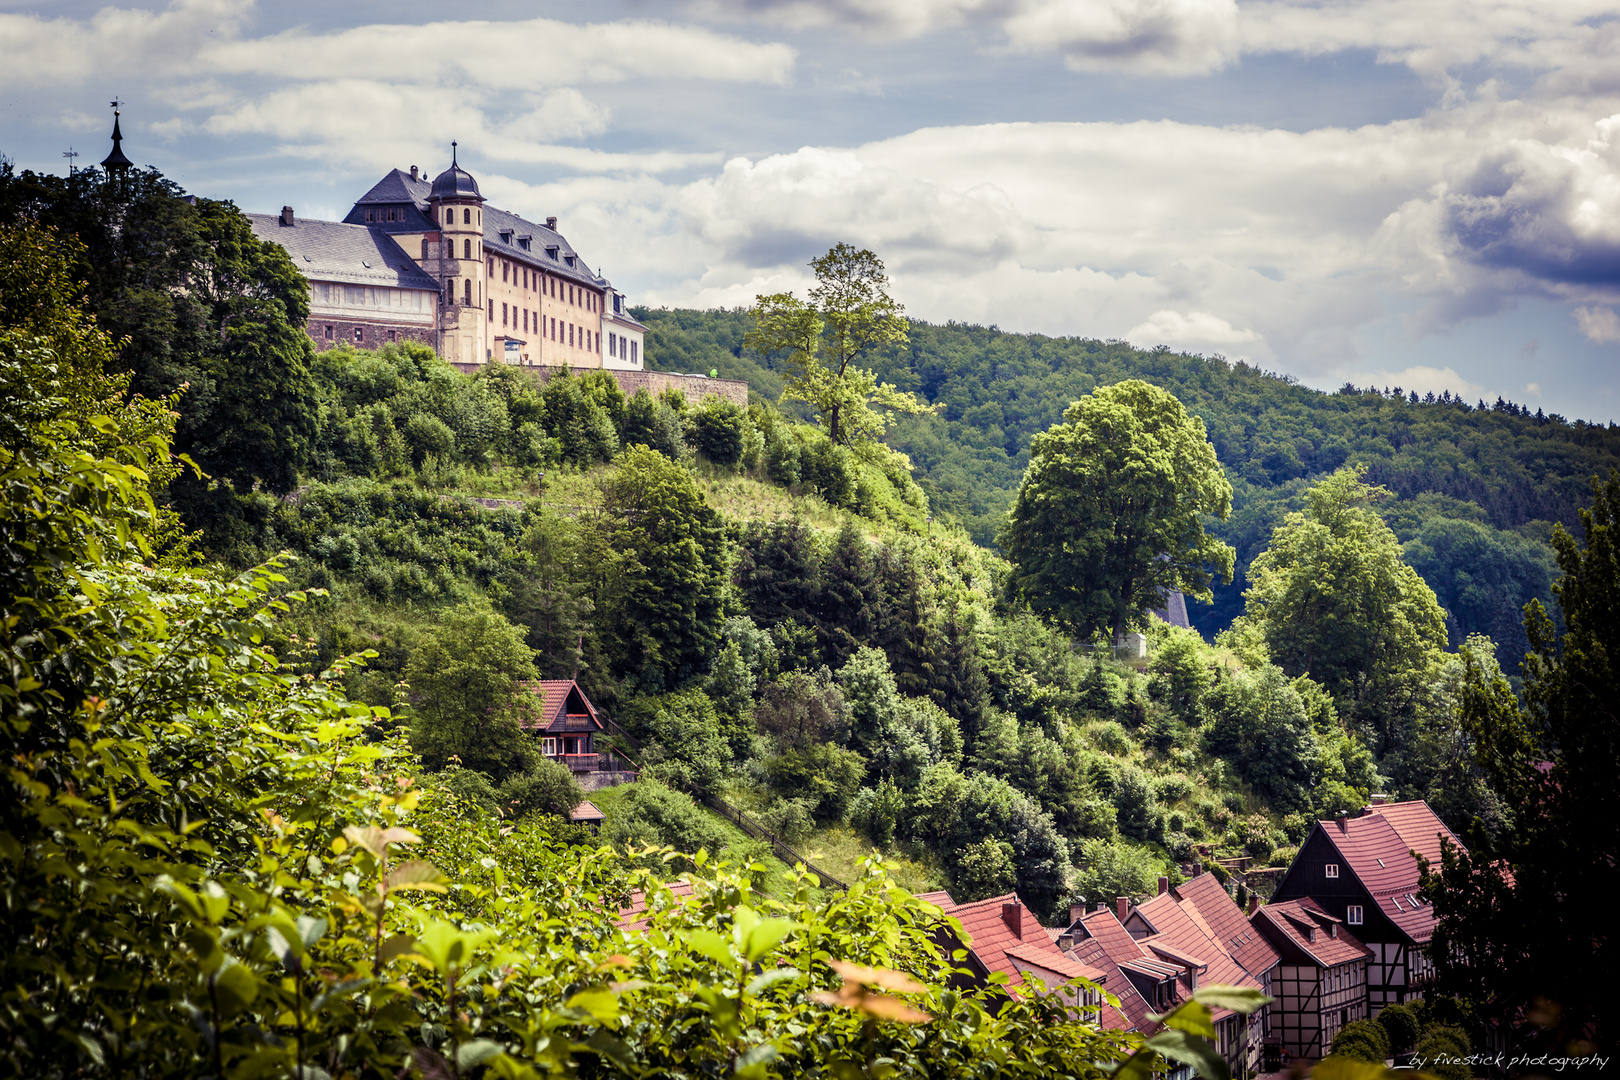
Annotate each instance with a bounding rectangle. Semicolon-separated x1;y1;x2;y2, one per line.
519;679;604;733
1153;590;1190;629
247;213;441;291
1174;873;1280;983
1316;812;1441;944
1252;897;1371;969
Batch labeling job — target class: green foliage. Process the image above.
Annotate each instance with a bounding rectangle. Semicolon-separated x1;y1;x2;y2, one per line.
621;387;687;459
1426;472;1620;1053
1331;1020;1392;1063
1073;838;1161;905
626;688;734;796
954;839;1018;902
1402;515;1556;672
595;445;728;689
405;599;541;782
1001;380;1235;642
498;758;586;820
1202;665;1320;812
691;393;750;466
600;780;731;866
765;743;870;822
1225;467;1447;747
1376;1003;1419;1055
746;244;933;448
1148;625;1213;723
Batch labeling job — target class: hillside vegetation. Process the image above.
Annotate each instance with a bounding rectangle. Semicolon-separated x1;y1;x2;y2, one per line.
637;307;1588;666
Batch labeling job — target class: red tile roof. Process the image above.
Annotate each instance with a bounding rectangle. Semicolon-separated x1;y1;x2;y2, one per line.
1364;800;1463;867
1134;894;1258;1016
569;799;604;823
616;879;698;932
916;890;957;910
1252;898;1372;968
1317;812;1441;944
947;893;1096;996
1173;873;1281;982
1071;908;1158;1032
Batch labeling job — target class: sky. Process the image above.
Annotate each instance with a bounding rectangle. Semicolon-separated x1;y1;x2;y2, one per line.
3;0;1619;422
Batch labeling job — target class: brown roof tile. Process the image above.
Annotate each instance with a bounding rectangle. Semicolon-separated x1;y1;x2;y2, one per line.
1252;897;1372;968
1174;873;1281;981
1317;813;1440;943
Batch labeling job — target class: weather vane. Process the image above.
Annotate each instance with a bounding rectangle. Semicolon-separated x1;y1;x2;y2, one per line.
63;147;78;175
111;97;124;112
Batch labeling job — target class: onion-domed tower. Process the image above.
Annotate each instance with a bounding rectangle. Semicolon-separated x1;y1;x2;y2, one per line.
428;142;487;363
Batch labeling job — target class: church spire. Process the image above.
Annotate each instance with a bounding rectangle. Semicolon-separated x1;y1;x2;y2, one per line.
99;98;133;175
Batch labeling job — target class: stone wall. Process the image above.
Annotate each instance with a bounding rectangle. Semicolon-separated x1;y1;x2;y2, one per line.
447;362;749;407
306;316;435;352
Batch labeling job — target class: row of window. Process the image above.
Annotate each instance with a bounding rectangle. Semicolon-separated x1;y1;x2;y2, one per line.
608;332;639;364
313;283;428;311
444;208;479;226
496;300;597;351
492;255;594;310
323;325;402;344
539;737;590;756
363;207;408;223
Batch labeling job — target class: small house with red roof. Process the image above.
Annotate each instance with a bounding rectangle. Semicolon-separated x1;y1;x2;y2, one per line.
931;892;1108;1020
1271;798;1460;1008
520;679;636;782
1251;897;1372;1059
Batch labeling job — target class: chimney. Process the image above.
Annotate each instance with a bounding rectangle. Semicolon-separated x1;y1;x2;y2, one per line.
1158;876;1169;896
546;215;558;230
411;165;419;181
1336;814;1349;832
1069;902;1087;927
1192;862;1203;877
1117;896;1130;923
1370;793;1388;806
280;206;295;227
1247;894;1260;916
1001;902;1023;939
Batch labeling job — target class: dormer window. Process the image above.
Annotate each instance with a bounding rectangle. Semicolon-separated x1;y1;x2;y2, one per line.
364;208;375;222
564;254;576;267
518;235;532;250
1325;863;1339;879
500;229;513;243
546;245;559;259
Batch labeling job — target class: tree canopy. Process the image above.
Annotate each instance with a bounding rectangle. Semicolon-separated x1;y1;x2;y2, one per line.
1000;380;1235;643
745;244;933;448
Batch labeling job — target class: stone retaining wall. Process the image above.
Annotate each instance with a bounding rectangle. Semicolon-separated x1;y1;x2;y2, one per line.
447;362;748;407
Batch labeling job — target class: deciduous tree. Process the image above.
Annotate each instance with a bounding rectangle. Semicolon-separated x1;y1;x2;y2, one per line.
1000;380;1235;644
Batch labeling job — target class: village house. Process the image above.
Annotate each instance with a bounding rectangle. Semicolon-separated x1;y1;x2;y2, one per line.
1250;897;1372;1060
519;679;637;789
1269;798;1459;1009
923;892;1110;1021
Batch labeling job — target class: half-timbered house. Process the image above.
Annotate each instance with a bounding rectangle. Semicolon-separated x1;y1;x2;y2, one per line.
1270;799;1459;1008
1251;897;1372;1059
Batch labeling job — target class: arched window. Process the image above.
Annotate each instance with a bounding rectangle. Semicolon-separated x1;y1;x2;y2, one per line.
463;208;471;224
445;209;453;225
464;279;472;305
422;239;430;259
464;239;471;260
446;282;454;306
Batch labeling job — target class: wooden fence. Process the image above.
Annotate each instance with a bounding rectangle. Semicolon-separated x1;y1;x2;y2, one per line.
699;793;849;892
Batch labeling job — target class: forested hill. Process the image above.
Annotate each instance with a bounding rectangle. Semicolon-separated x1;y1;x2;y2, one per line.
637;307;1617;638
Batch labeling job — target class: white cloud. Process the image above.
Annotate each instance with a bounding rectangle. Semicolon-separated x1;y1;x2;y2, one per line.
1574;305;1620;343
1000;0;1239;75
1126;309;1260;346
0;0;249;88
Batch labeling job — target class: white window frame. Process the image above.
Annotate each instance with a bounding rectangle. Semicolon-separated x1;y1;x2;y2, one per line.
1346;904;1363;925
541;737;556;756
1325;863;1339;879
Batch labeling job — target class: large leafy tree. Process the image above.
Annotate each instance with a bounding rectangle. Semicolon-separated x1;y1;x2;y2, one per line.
1424;472;1620;1056
1226;465;1447;746
745;243;933;447
1000;379;1235;644
594;445;728;689
0;164;317;500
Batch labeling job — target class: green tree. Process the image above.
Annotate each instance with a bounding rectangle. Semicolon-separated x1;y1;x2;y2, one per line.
497;758;585;820
690;393;749;466
1227;466;1448;746
594;445;728;689
745;244;933;448
1148;625;1212;723
1424;472;1620;1055
406;600;540;782
1202;665;1320;811
1000;380;1235;644
1073;838;1161;907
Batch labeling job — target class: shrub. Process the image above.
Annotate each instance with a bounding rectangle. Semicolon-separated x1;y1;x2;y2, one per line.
765;743;868;822
759;796;817;845
1376;1003;1419;1056
497;757;585;820
690;394;748;466
953;839;1017;902
1330;1019;1390;1063
403;411;456;466
1073;837;1160;905
1089;720;1132;756
601;780;730;866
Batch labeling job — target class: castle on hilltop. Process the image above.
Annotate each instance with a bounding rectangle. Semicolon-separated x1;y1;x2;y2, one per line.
246;146;648;373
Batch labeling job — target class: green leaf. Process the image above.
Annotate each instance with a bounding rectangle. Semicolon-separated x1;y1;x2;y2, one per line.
385;859;448;893
457;1040;505;1069
1156;999;1216;1037
213;961;260;1018
745;967;801;998
564;986;620;1024
687;928;737;967
581;1030;636;1071
1145;1029;1229;1080
1191;985;1272;1014
740;917;798;964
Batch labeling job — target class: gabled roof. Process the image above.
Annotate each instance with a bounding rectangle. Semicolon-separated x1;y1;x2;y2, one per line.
944;893;1101;994
1252;898;1372;968
520;679;603;733
568;799;604;824
1364;800;1462;867
354;167;431;206
247;213;442;291
1174;873;1281;982
1134;892;1261;1020
1070;931;1148;1031
1314;813;1440;944
916;890;957;909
